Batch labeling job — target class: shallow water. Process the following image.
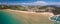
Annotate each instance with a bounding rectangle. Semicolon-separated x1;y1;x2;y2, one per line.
50;15;60;24
0;10;23;24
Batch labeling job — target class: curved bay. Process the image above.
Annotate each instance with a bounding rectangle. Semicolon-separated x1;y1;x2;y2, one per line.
0;10;24;24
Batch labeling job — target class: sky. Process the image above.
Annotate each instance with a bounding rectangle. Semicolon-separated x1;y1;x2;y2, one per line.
0;0;60;5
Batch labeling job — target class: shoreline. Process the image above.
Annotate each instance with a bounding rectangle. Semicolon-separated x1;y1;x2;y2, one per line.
2;9;54;24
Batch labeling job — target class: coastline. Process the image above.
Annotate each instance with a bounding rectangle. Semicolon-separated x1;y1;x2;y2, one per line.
1;9;54;24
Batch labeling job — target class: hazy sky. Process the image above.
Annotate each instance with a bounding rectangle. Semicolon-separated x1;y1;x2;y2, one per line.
0;0;60;5
0;0;60;2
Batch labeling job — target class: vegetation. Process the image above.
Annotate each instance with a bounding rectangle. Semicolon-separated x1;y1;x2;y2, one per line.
0;5;60;15
0;5;26;11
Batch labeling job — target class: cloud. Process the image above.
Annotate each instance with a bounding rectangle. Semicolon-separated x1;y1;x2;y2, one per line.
20;1;60;6
47;2;60;5
17;1;48;6
54;2;60;5
33;1;48;5
0;1;60;6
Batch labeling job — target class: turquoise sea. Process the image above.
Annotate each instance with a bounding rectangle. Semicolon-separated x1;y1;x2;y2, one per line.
0;10;23;24
50;15;60;24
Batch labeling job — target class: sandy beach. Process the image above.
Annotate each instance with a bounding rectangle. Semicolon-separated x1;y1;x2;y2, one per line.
3;9;54;24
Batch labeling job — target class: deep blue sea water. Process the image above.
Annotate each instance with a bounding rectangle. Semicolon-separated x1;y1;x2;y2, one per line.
0;10;23;24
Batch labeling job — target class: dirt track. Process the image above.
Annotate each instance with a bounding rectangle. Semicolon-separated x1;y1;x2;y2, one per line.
4;9;54;24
